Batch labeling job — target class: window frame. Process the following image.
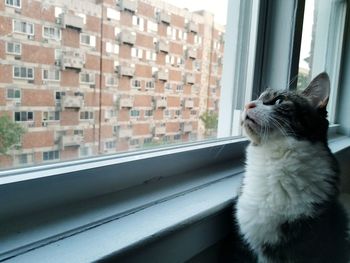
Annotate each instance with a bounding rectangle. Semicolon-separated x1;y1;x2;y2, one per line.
12;19;34;35
5;0;21;8
13;65;34;80
6;41;21;55
1;0;350;261
42;25;61;41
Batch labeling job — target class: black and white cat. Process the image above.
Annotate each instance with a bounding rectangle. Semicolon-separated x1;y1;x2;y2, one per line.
235;73;350;263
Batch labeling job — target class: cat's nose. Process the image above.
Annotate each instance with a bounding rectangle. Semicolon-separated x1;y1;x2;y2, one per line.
245;102;256;110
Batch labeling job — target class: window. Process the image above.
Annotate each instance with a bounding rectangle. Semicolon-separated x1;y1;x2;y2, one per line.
13;66;34;79
80;146;92;157
6;42;21;55
176;84;183;92
144;110;153;117
43;150;59;162
80;34;96;47
5;0;21;8
131;47;143;59
43;111;60;121
13;19;34;35
132;16;144;31
106;42;119;54
74;129;84;136
43;26;61;40
7;87;21;99
131;79;141;89
80;111;94;120
146;51;157;61
14;111;34;122
43;69;60;81
130;139;139;146
147;20;158;33
80;72;95;84
145;81;154;89
105;140;116;150
130;109;140;118
14;153;33;166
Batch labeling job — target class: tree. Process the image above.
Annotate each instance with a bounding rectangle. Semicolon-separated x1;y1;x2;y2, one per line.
200;111;218;136
0;115;26;155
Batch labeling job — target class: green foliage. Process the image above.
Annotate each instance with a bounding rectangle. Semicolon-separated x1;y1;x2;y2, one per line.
297;73;310;91
200;111;218;132
0;115;26;155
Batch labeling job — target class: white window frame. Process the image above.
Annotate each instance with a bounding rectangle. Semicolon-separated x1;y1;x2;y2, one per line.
1;1;350;262
6;42;21;55
5;0;21;8
80;72;95;84
42;111;60;122
80;111;94;120
6;87;21;100
42;69;60;81
13;66;34;80
42;26;61;41
13;19;34;35
42;150;60;162
80;34;96;47
14;111;34;122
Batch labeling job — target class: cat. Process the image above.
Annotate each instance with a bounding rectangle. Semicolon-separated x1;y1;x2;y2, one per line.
234;72;350;263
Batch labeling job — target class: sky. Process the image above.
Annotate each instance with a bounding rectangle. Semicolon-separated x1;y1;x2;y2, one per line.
162;0;228;25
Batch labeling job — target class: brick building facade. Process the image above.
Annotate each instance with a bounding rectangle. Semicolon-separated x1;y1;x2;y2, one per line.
0;0;225;168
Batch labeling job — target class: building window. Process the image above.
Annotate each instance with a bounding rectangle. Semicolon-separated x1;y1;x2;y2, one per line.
144;137;152;144
43;150;60;162
6;42;21;55
174;134;181;141
13;19;34;35
130;109;140;118
144;110;153;117
5;0;21;8
175;110;181;117
105;140;116;150
145;81;155;89
13;66;34;79
164;110;170;118
80;34;96;47
43;69;60;81
7;87;21;99
132;16;144;31
176;84;183;92
74;129;84;136
130;139;140;146
131;47;143;59
80;72;95;84
146;51;157;61
43;111;60;121
147;20;158;33
14;153;33;166
80;146;92;157
131;79;141;89
14;111;34;122
106;42;119;54
165;83;172;90
43;26;61;40
80;111;94;120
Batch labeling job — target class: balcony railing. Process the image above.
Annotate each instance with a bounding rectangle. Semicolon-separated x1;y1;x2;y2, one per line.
61;95;83;109
156;41;169;53
119;98;133;108
156;98;167;108
60;135;84;147
61;50;85;70
154;70;169;81
60;13;84;31
118;128;133;138
157;11;171;24
118;0;137;13
118;30;136;45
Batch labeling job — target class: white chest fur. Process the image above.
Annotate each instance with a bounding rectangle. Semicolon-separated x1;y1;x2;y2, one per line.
236;137;335;250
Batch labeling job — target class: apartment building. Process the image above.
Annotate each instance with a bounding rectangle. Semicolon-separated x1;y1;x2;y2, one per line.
0;0;225;168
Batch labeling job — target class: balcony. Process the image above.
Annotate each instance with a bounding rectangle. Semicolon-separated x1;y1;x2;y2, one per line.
118;128;133;138
118;31;136;45
61;50;85;71
61;95;84;109
119;98;133;108
185;74;195;84
60;13;84;31
154;126;166;135
118;0;137;13
156;41;169;53
116;65;135;77
154;70;168;81
60;135;83;148
183;123;192;133
186;48;197;60
185;100;194;109
156;98;167;108
157;11;171;24
186;21;198;33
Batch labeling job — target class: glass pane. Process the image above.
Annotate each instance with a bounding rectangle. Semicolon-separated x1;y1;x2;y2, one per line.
297;0;346;122
0;0;260;171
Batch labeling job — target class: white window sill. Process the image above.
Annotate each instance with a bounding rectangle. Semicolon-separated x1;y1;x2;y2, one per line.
2;136;350;262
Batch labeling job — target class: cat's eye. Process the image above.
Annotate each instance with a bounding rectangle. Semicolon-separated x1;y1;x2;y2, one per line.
273;96;285;105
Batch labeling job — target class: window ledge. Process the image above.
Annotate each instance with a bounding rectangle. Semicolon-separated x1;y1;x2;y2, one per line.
2;136;350;262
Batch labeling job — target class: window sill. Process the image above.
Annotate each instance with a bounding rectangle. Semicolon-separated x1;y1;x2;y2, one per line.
2;136;350;262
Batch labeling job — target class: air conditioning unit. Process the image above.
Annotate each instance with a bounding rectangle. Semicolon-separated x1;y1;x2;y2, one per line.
27;35;35;40
55;17;62;25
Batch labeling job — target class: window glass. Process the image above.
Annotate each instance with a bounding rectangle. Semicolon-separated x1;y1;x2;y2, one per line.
297;0;346;122
0;0;233;170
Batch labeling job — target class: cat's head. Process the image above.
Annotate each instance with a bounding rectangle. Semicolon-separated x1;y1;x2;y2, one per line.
241;72;330;145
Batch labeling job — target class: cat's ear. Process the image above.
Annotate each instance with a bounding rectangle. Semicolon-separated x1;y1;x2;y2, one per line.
302;72;330;109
